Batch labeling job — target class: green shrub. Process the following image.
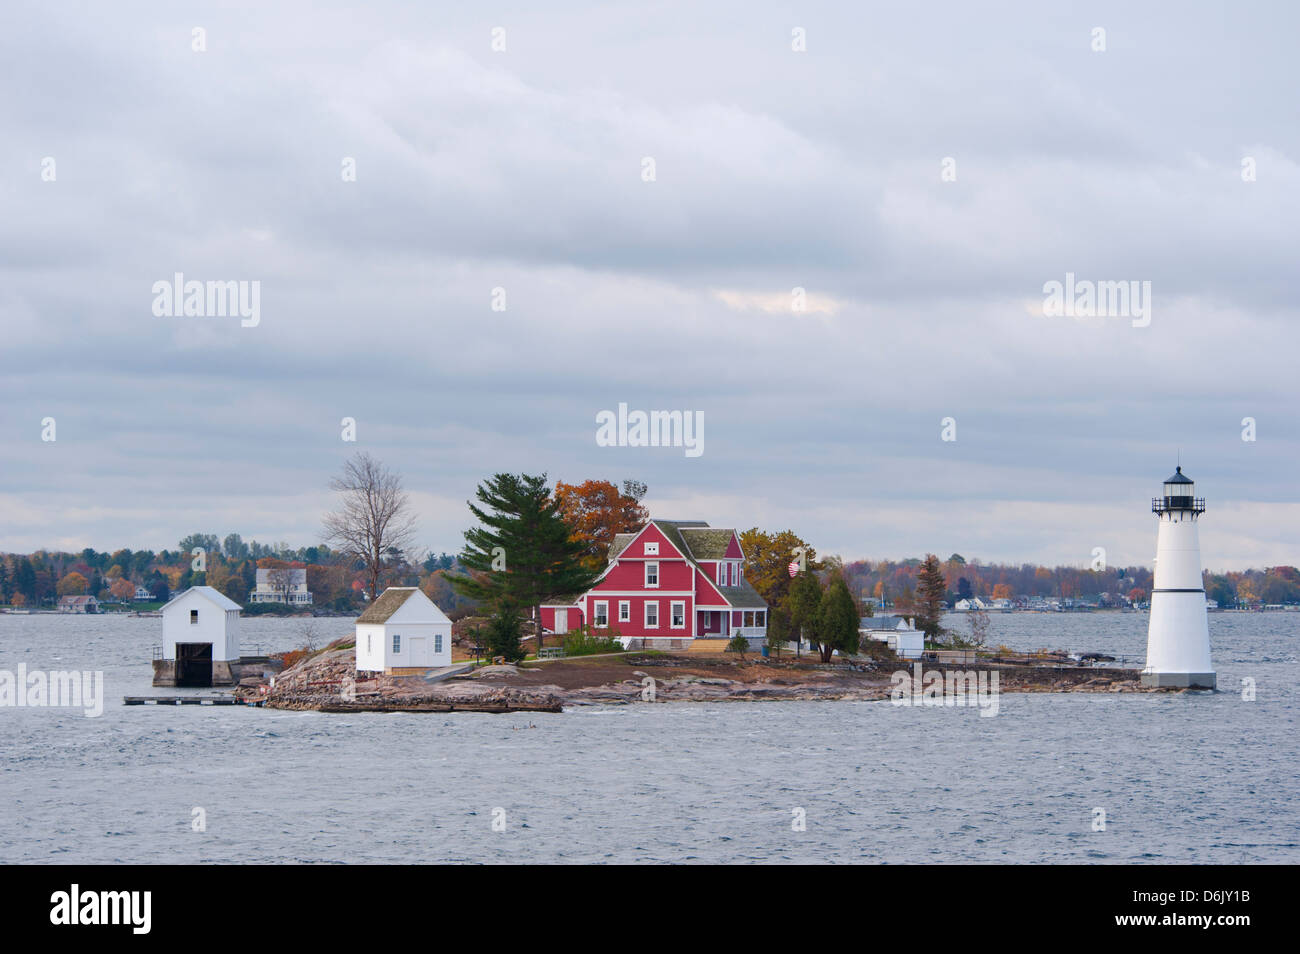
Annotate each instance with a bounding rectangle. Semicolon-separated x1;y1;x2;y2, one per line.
485;605;526;662
563;625;624;657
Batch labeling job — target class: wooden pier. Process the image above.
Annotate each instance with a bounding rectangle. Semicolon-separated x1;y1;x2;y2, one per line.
123;695;263;707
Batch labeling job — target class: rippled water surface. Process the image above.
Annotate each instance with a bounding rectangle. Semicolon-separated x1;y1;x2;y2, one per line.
1;611;1296;863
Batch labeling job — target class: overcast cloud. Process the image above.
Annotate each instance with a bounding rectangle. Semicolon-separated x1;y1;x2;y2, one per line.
2;1;1297;570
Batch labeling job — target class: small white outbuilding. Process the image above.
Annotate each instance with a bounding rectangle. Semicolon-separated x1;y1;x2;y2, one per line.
860;615;925;660
158;586;242;686
355;587;452;674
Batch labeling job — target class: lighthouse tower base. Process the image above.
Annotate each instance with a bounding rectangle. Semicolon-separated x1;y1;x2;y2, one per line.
1140;670;1216;690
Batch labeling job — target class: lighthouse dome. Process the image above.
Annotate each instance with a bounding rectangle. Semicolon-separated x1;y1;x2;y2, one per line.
1164;466;1194;499
1154;466;1204;513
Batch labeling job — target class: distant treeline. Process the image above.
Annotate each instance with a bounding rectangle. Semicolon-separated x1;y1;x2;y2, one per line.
2;538;1296;612
838;554;1300;609
0;536;472;614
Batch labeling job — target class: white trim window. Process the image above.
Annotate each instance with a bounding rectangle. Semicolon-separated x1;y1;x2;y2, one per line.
671;601;686;629
435;633;443;653
594;601;609;628
392;633;401;654
716;562;725;586
645;541;659;555
645;561;659;588
729;562;738;586
618;600;630;623
645;601;659;628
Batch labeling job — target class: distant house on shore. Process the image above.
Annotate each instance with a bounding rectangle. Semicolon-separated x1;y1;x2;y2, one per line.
57;595;99;614
250;567;313;606
156;586;242;687
540;519;768;651
133;585;152;601
355;587;452;674
954;598;991;612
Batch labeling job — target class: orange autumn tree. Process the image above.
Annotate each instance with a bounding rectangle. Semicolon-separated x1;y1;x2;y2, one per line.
56;572;88;596
554;479;649;571
738;528;819;610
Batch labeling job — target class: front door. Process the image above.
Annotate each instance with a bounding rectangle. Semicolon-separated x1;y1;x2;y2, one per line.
176;643;213;687
554;609;568;634
407;637;427;666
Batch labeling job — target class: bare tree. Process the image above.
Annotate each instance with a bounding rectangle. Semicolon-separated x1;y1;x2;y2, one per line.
268;565;297;605
298;620;320;655
322;452;418;601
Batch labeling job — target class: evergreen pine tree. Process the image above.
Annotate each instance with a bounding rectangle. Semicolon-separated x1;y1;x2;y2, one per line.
816;573;860;663
483;599;526;662
765;605;792;658
786;570;823;658
15;558;37;601
915;553;949;642
453;473;601;648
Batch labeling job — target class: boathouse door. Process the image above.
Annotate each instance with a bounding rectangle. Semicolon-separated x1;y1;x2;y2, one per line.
176;642;213;687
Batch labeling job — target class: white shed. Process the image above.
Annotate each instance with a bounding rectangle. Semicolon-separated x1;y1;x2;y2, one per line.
860;615;925;660
158;586;242;686
355;587;452;674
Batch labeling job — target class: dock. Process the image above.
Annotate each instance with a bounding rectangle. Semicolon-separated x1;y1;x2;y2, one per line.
123;695;263;707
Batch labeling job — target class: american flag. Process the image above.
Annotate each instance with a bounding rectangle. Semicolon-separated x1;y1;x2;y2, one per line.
788;560;800;577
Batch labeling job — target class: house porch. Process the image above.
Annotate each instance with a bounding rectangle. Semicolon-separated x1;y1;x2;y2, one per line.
696;609;766;640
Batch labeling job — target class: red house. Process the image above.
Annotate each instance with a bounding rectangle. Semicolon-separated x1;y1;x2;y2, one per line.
540;519;768;650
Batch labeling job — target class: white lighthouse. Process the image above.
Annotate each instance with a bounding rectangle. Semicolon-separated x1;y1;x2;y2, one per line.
1141;466;1215;689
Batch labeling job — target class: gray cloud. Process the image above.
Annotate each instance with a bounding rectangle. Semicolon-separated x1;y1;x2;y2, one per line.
1;0;1297;569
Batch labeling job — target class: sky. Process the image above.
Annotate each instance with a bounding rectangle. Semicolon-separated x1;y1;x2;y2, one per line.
2;1;1297;571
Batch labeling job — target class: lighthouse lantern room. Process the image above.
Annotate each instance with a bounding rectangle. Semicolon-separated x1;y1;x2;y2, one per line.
1142;466;1215;689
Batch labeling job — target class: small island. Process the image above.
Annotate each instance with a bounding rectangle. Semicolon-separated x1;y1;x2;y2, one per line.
235;633;1168;715
124;460;1223;708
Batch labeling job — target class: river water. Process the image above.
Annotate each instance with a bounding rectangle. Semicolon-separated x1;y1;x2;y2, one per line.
1;611;1296;863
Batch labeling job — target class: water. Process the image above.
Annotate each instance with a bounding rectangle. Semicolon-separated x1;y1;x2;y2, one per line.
1;611;1296;863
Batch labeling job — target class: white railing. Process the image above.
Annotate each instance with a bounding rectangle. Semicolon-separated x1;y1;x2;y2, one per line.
733;626;767;638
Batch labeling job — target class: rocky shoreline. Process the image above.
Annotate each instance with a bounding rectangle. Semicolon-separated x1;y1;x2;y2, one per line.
238;645;1174;713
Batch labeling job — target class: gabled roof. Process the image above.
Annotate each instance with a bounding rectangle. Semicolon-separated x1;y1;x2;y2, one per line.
610;520;741;565
607;533;638;561
647;520;706;563
355;587;424;624
677;527;737;560
564;519;767;611
862;615;914;631
255;567;307;583
162;586;242;612
603;519;763;609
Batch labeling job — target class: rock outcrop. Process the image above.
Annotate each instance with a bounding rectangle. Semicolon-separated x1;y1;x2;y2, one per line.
238;644;1163;714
